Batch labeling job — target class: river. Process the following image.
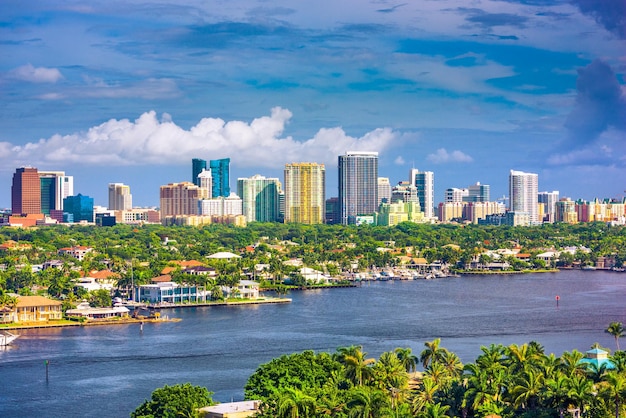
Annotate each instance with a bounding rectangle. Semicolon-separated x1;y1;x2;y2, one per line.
1;270;625;417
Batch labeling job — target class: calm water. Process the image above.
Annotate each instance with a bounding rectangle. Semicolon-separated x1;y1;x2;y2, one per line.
1;270;625;417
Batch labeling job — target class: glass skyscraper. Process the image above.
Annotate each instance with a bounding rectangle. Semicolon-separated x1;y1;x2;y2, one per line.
192;158;207;187
237;175;282;223
210;158;230;198
338;152;378;225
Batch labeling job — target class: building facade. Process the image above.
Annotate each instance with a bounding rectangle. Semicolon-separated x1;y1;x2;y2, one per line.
210;158;231;198
509;170;539;224
192;158;207;186
11;167;41;215
377;177;392;206
338;151;378;225
284;162;325;224
159;182;201;218
108;183;132;210
63;194;94;222
237;174;281;222
538;190;559;223
39;171;73;214
409;169;435;219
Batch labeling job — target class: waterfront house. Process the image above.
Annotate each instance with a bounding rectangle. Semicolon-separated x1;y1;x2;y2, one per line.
65;302;130;320
12;296;63;323
136;282;207;304
235;280;259;298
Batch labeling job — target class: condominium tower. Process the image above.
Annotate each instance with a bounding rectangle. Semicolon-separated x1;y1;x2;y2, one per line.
409;168;434;219
11;167;41;215
338;151;378;225
39;171;73;214
237;174;282;222
509;170;539;224
210;158;230;198
159;182;202;217
284;163;325;224
108;183;132;211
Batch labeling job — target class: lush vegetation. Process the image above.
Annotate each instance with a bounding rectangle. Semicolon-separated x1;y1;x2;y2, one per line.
133;324;626;417
0;222;624;309
131;383;215;418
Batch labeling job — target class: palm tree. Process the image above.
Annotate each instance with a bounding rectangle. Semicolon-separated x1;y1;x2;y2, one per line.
566;374;595;416
510;368;544;411
347;386;389;418
601;372;626;418
395;347;418;373
411;376;439;414
420;338;447;369
560;350;586;377
606;322;624;351
276;387;316;418
416;402;450;418
336;346;375;387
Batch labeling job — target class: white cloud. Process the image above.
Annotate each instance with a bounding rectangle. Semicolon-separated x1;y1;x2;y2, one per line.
8;107;396;169
9;64;63;83
394;156;406;165
427;148;473;164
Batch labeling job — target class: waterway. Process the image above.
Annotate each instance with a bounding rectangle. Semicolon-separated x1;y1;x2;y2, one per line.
1;270;625;417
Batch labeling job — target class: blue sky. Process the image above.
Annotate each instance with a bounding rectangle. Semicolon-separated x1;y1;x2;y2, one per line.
1;0;625;208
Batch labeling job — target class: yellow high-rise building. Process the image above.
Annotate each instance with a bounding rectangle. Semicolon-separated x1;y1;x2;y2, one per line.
284;162;325;224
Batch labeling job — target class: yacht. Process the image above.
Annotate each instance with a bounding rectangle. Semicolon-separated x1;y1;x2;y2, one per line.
0;331;19;346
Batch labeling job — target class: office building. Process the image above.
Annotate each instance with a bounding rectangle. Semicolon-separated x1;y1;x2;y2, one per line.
159;182;202;217
325;197;340;225
39;171;73;215
192;158;207;187
284;162;325;224
538;190;559;223
467;182;490;202
108;183;132;211
237;174;281;222
409;168;435;219
509;170;539;224
378;177;391;206
199;193;243;217
445;188;469;203
210;158;230;198
11;167;41;215
391;181;419;204
338;151;378;225
63;194;94;223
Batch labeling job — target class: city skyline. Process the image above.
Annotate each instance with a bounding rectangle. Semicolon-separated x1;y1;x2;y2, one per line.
1;1;624;207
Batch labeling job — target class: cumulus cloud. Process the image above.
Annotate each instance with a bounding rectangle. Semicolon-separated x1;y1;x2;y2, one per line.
427;148;473;164
563;59;626;148
9;64;63;83
7;107;396;169
394;156;406;165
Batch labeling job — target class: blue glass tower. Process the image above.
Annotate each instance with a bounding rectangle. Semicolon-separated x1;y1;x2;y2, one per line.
209;158;230;198
63;194;94;222
192;158;207;187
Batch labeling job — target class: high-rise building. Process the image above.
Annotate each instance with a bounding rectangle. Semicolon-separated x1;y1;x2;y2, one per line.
284;162;325;224
338;151;378;225
409;168;434;219
11;167;41;215
199;193;243;217
377;177;391;206
509;170;539;224
108;183;132;211
63;194;94;222
159;182;202;217
391;181;419;204
325;197;340;225
538;190;559;223
210;158;230;198
39;171;73;215
237;174;281;222
445;188;469;203
466;182;490;202
197;169;212;199
192;158;207;187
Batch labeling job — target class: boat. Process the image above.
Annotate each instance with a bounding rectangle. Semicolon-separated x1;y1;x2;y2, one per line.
0;331;19;346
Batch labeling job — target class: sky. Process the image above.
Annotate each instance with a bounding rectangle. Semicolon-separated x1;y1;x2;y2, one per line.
1;0;625;208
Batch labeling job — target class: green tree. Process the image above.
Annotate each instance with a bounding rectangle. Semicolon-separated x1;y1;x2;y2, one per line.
276;387;316;418
335;345;375;387
131;383;215;418
606;321;624;351
89;288;112;307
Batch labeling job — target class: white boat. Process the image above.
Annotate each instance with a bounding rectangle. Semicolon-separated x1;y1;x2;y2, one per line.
0;331;19;346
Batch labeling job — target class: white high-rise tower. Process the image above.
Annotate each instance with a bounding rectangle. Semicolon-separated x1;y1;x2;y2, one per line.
409;168;434;219
509;170;539;224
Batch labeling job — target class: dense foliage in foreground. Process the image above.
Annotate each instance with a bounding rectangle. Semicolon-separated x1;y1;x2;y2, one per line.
134;335;626;418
